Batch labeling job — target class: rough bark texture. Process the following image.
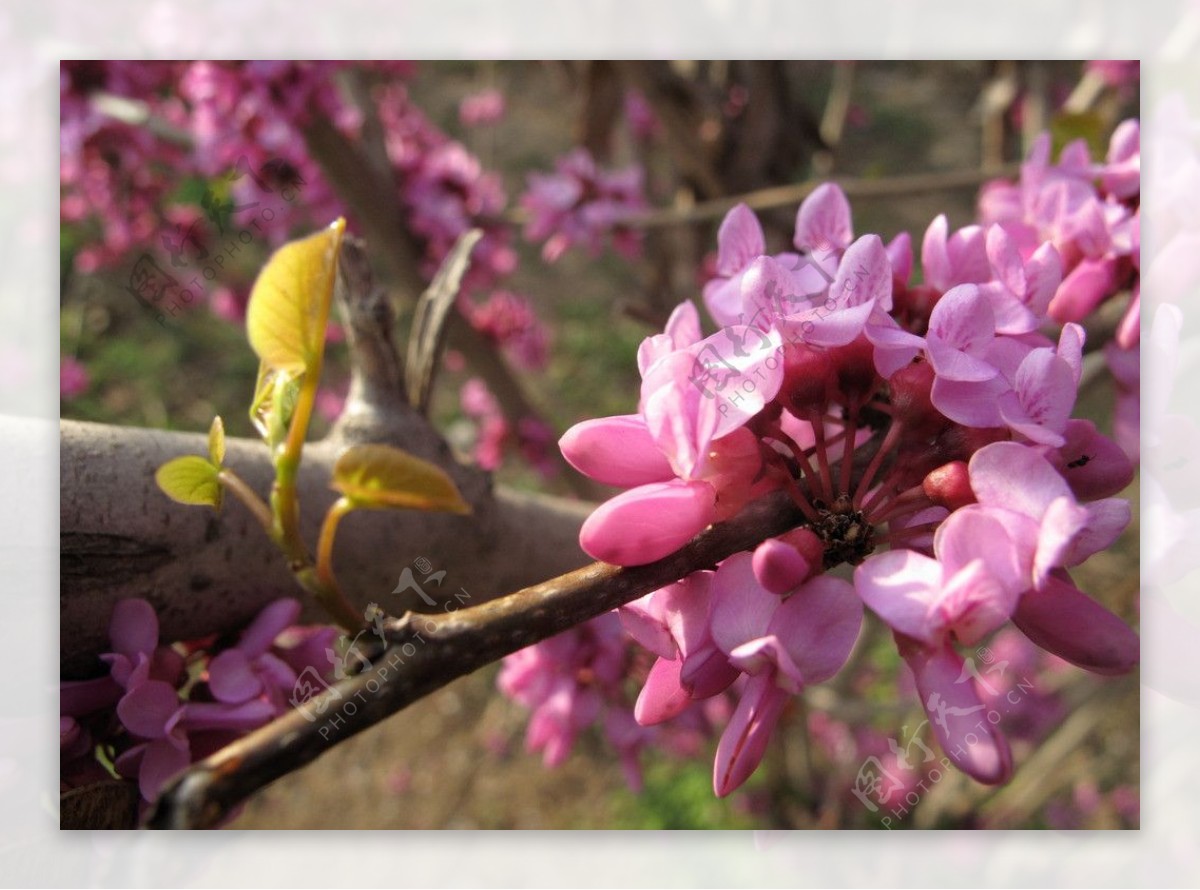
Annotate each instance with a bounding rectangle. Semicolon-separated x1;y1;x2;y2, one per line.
59;417;591;679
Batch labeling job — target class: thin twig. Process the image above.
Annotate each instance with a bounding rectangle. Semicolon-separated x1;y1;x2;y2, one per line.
503;163;1021;231
144;491;806;829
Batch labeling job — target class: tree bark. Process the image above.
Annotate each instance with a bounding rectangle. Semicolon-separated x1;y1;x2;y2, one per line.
58;416;592;679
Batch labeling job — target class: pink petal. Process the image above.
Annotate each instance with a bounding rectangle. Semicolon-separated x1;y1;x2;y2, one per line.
793;183;853;253
1064;498;1131;566
864;311;925;378
1024;242;1062;317
1056;323;1086;386
741;255;806;324
925;285;998;382
109;598;159;658
921;214;953;290
181;699;276;733
117;680;182;739
60;675;122;717
969;441;1071;519
207;649;263;704
986;225;1026;297
886;231;913;283
728;634;803;688
933;506;1027;594
790;299;875;348
237;598;301;656
854;549;943;647
138;738;191;802
639;301;703;372
710;553;780;655
1033;496;1092;586
999;349;1075;446
902;639;1012;785
716;203;765;276
618;593;677;659
579;480;716;566
713;671;789;797
978;282;1039;335
640;349;721;479
656;571;719;659
1012;573;1139;675
1048;257;1117;323
701;275;746;328
560;414;675;486
634;656;692;725
930;375;1008;429
769;575;862;685
829;234;892;310
680;647;740;699
936;559;1020;646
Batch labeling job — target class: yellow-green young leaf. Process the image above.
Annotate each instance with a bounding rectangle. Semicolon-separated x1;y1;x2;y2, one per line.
246;217;346;373
155;455;222;509
208;416;226;467
331;444;471;514
249;362;301;450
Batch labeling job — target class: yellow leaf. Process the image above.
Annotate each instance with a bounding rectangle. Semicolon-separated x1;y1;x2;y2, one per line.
208;416;226;467
155;455;222;509
246;218;346;373
331;444;471;514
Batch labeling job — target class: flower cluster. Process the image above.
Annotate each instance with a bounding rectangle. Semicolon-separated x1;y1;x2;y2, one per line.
521;148;647;263
60;598;337;807
979;122;1141;457
558;152;1139;796
497;612;727;790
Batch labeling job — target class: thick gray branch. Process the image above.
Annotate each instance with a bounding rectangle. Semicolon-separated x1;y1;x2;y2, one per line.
58;417;591;678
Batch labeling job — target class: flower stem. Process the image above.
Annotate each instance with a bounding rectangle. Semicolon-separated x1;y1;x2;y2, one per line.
312;497;366;631
216;468;274;532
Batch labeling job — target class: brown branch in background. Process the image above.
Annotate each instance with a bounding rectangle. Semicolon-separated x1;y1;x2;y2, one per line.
818;62;857;161
145;491;806;829
620;162;1023;230
301;114;595;496
616;61;725;199
576;60;624;162
979;61;1019;170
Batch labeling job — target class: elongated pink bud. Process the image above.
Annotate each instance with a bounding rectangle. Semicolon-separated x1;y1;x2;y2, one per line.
751;529;822;595
1012;572;1139;675
559;414;675;486
713;671;789;797
634;656;691;725
899;636;1012;785
579;480;716;566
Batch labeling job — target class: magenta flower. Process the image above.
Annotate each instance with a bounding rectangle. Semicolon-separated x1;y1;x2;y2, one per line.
520;148;646;263
709;555;861;796
458;88;506;127
497;613;663;789
60;357;90;400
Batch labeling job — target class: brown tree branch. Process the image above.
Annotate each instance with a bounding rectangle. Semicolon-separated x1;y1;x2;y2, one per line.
144;491;805;829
